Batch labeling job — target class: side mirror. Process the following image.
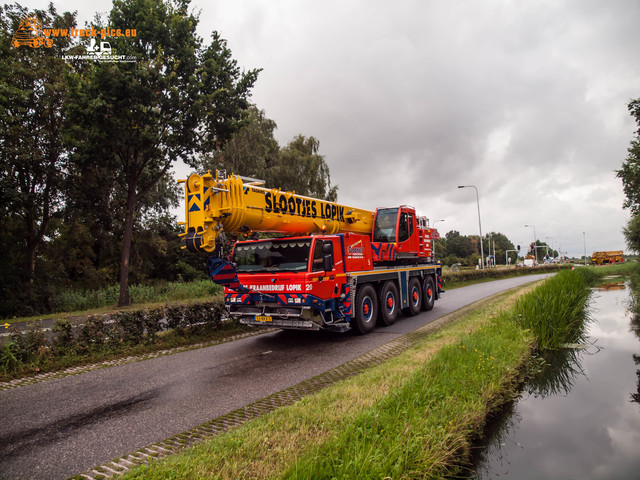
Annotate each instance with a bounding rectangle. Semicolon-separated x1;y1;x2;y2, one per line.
323;255;333;272
322;242;333;272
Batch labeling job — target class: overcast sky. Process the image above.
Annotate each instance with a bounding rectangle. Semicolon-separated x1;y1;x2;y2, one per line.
28;0;640;257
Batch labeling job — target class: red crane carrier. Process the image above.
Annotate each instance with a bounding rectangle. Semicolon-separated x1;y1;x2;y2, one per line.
179;171;443;334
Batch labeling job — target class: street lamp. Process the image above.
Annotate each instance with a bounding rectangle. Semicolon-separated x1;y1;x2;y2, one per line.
524;224;537;264
583;232;587;266
458;185;484;269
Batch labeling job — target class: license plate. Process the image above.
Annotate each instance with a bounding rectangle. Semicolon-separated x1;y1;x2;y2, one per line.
255;315;272;322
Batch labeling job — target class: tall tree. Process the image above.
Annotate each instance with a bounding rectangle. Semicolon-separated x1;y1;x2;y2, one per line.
484;232;515;265
65;0;259;306
617;99;640;215
201;105;280;180
272;135;338;201
444;230;474;258
0;4;75;309
623;214;640;254
198;108;338;201
617;98;640;253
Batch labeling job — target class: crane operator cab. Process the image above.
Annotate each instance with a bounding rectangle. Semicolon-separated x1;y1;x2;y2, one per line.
372;206;433;264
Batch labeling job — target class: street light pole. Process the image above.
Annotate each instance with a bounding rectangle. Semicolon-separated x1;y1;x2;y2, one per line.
458;185;484;269
524;224;537;264
583;232;587;266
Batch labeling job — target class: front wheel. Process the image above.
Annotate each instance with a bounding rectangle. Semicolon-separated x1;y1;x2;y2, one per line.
351;284;378;334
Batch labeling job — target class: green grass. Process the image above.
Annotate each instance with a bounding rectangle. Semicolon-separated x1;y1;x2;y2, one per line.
119;268;601;480
590;260;638;278
282;310;530;479
120;285;536;480
54;279;222;312
4;280;222;324
513;268;595;350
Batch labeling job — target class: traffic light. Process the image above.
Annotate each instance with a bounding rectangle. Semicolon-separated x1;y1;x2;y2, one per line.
517;245;520;252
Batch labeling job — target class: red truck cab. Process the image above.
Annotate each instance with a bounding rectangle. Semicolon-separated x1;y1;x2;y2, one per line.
225;233;374;331
371;207;434;263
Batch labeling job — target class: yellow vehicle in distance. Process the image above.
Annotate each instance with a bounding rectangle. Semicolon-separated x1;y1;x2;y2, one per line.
591;250;624;265
12;15;53;48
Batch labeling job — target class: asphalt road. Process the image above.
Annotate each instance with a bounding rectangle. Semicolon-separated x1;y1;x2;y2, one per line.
0;274;550;480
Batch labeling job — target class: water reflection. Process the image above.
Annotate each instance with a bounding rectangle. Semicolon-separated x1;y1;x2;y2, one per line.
630;279;640;405
470;281;640;480
526;347;588;399
633;352;640;405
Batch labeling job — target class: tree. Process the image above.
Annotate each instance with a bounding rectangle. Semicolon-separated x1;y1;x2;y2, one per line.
617;99;640;215
0;4;76;311
484;232;515;265
199;105;279;180
198;109;338;201
444;230;474;259
617;98;640;253
623;214;640;254
274;135;337;201
65;0;259;306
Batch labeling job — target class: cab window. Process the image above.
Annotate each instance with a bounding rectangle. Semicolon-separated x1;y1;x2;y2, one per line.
373;208;398;242
398;212;409;242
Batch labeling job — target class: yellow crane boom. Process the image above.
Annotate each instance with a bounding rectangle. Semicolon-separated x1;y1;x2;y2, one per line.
179;171;375;253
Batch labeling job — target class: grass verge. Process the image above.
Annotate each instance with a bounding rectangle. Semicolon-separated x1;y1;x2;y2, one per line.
2;280;223;325
120;284;538;480
119;265;611;479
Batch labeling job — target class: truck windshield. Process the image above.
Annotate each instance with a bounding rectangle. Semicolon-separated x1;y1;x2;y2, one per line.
233;239;312;273
373;208;398;242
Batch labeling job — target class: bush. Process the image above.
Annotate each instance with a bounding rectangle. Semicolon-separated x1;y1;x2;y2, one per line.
1;298;227;379
442;264;570;287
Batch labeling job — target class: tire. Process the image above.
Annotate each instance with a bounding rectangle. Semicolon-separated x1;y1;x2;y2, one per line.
422;276;436;311
351;284;378;334
404;277;422;316
378;281;399;326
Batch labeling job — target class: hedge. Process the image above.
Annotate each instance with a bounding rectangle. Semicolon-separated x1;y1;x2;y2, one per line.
2;298;227;378
441;264;571;287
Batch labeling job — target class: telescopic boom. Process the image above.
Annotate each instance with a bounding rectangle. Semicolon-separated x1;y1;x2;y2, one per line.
178;171;375;254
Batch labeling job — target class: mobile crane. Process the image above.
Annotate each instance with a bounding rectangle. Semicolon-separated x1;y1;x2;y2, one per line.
179;171;443;334
591;251;624;266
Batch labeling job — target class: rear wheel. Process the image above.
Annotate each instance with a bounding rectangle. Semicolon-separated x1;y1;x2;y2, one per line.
422;276;436;311
351;284;378;334
378;281;399;326
403;277;422;316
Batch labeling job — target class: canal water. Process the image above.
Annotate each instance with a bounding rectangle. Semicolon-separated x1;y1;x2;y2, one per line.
470;280;640;479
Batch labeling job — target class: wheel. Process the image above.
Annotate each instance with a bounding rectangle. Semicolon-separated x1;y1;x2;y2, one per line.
403;277;422;316
351;284;378;334
422;276;436;311
378;281;399;326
